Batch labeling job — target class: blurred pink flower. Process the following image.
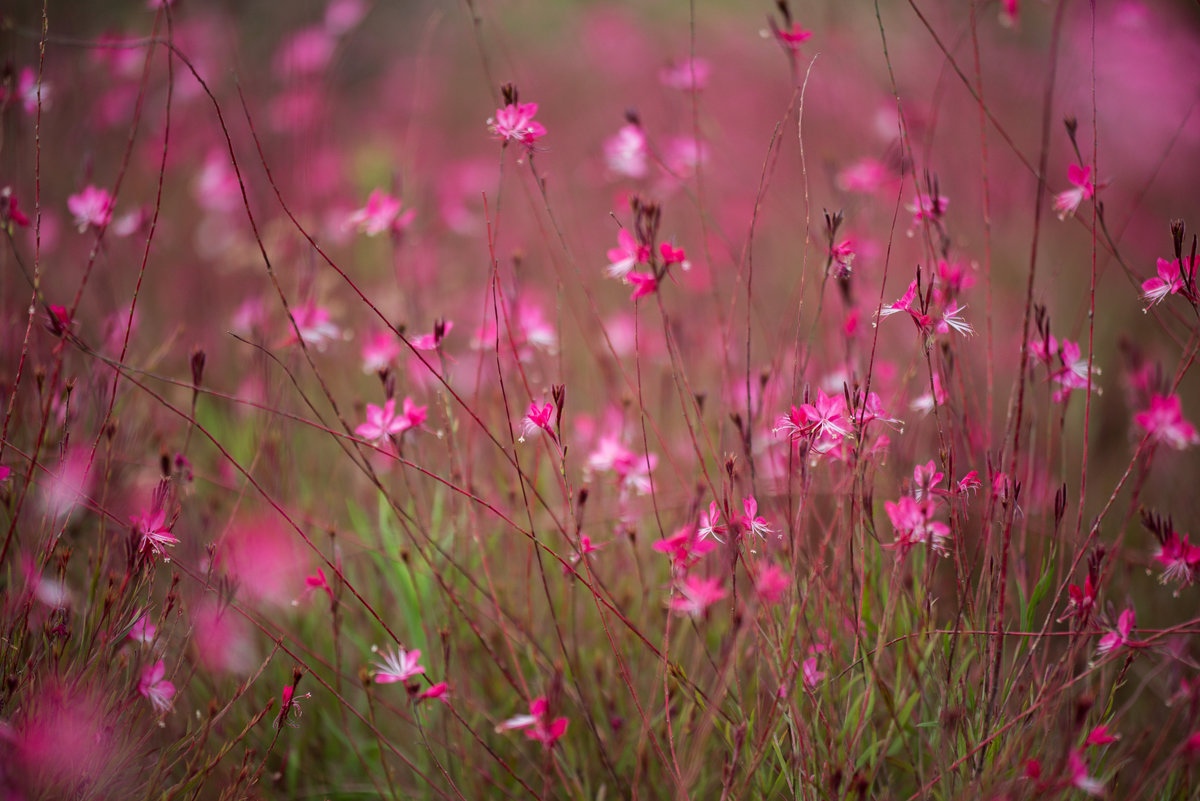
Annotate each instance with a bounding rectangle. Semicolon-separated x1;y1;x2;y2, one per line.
773;22;813;50
131;508;178;561
287;302;341;350
755;563;790;604
520;401;556;443
659;57;710;91
1054;164;1095;220
0;66;48;113
127;614;157;645
346;189;416;237
67;185;114;232
361;330;402;373
497;696;568;747
276;685;312;728
883;496;950;557
418;681;450;704
837;158;892;194
356;398;418;442
138;659;175;713
669;574;726;617
604;123;648;179
605;229;650;279
802;656;825;687
194;149;241;213
627;271;658;300
1135;393;1200;450
652;526;716;574
1095;607;1139;658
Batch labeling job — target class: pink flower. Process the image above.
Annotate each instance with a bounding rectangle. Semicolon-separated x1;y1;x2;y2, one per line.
194;150;241;213
346;189;416;237
1067;749;1104;796
1134;393;1200;450
878;279;934;333
301;568;335;603
127;615;157;645
740;497;776;539
906;192;948;233
361;331;402;373
411;320;453;350
131;508;179;561
912;461;944;500
697;501;727;544
1151;526;1200;586
1054;164;1095;220
585;436;656;495
883;496;950;557
418;682;450;704
1061;574;1098;623
275;685;312;728
836;158;892;194
605;229;651;279
67;185;114;232
652;526;717;574
801;656;825;687
755;563;790;604
138;659;175;713
669;574;726;617
1050;339;1099;402
955;470;982;496
1140;257;1191;310
627;271;658;300
1094;607;1139;659
936;259;976;294
564;535;602;574
355;397;425;443
287;302;342;350
659;242;690;271
0;66;48;114
487;102;546;147
659;57;710;91
372;646;425;684
520;401;556;443
1084;724;1118;747
1;186;30;228
496;696;568;747
604;124;648;179
936;300;974;337
773;21;813;50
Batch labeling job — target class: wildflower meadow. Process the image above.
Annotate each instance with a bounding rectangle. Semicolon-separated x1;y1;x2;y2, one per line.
2;0;1200;798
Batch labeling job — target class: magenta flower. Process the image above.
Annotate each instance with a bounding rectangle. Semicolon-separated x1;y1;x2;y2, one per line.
605;229;651;279
669;574;727;617
1152;527;1200;586
131;508;178;561
361;331;402;373
936;300;974;337
652;526;717;574
883;496;950;557
1054;164;1095;220
1067;749;1104;796
287;302;341;350
627;271;658;300
496;696;568;747
138;659;175;713
411;320;453;350
355;397;424;443
346;189;416;237
906;192;948;233
697;501;727;544
772;21;813;50
836;158;892;194
1141;257;1189;310
1084;724;1118;748
275;685;313;728
418;681;450;705
372;646;425;684
1094;607;1139;659
604;123;648;179
520;400;556;443
487;102;546;147
754;563;790;605
67;185;114;232
801;656;825;687
1049;339;1099;402
740;496;776;539
301;568;335;603
911;461;944;500
1135;393;1199;450
127;614;157;645
955;470;982;496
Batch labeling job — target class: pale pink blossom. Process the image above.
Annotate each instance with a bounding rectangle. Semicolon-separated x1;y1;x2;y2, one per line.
361;331;402;373
1141;256;1192;310
194;149;242;213
802;656;825;687
836;158;892;194
740;497;776;539
659;57;710;91
67;185;114;232
346;189;416;237
1095;607;1139;658
669;574;726;617
883;496;950;557
356;397;425;442
138;659;175;713
696;501;726;544
287;302;342;350
605;229;650;279
652;526;717;574
1135;393;1200;450
372;646;425;684
1054;164;1095;220
604;124;648;179
755;563;790;604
